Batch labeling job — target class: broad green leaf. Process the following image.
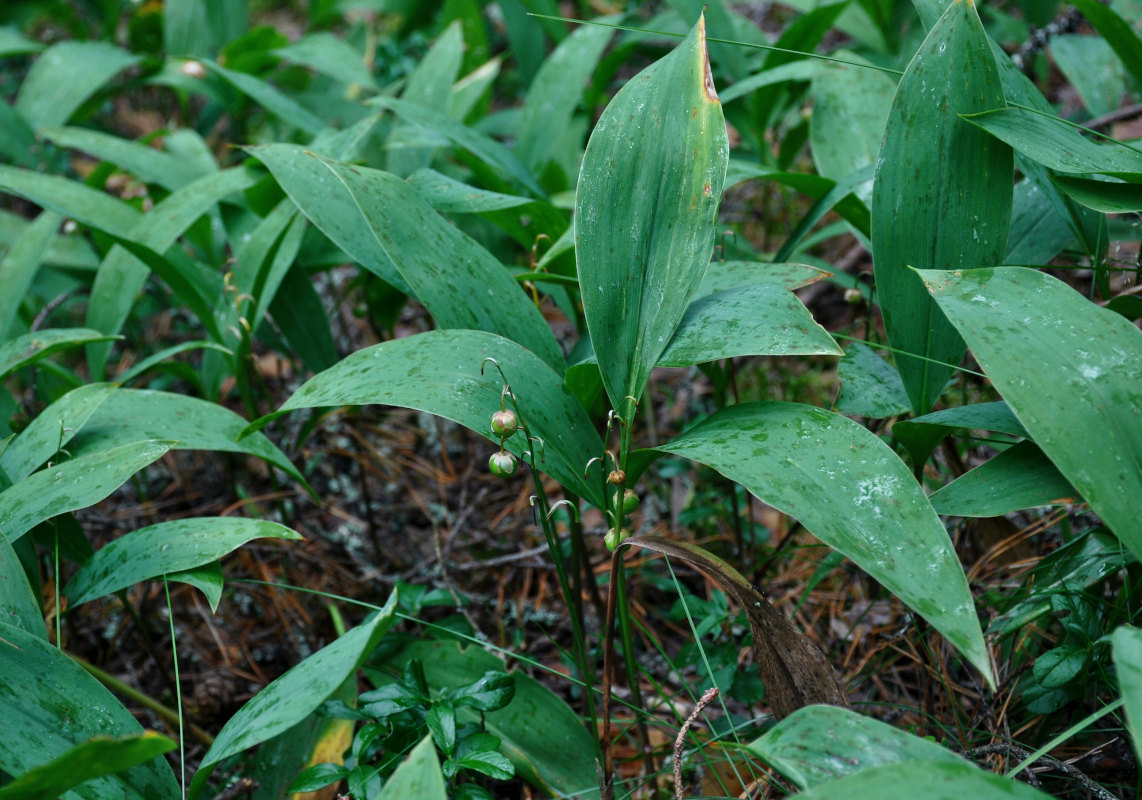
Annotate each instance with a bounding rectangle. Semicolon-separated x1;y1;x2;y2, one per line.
387;21;463;177
377;736;447;800
0;534;42;638
872;0;1012;414
0;733;175;800
200;61;325;135
920;267;1142;561
0;28;43;57
960;106;1142;179
990;530;1133;636
835;342;910;419
929;441;1078;517
244;330;605;508
796;759;1053;799
744;705;966;790
40;127;208;191
1005;178;1079;264
0;440;174;544
67;388;309;491
0;210;59;338
64;518;300;606
189;596;397;800
0;165;141;237
0;622;180;800
657;283;841;367
0;329;119;382
274;32;377;88
1052;175;1142;213
15;41;139;129
516;19;613;171
1050;36;1126;118
1112;625;1142;764
163;0;246;57
653;402;993;687
0;383;116;482
575;16;728;417
810;61;896;198
368;641;600;799
1070;0;1142;92
371;97;544;197
169;561;224;612
251;146;564;370
696;261;832;295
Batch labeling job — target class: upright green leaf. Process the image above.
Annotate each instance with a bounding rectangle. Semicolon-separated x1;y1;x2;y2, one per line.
920;267;1142;561
387;21;464;177
575;16;728;417
65;518;301;607
0;622;180;800
872;0;1012;414
0;534;42;639
244;330;605;508
516;20;614;172
1070;0;1142;92
189;597;397;800
0;210;59;338
1112;625;1142;764
376;735;447;800
654;402;993;687
14;42;139;129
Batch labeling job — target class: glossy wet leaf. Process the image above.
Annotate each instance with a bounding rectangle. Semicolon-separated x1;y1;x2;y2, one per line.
795;759;1053;799
1051;175;1142;213
252;145;563;370
1112;625;1142;764
189;596;397;800
696;261;832;295
619;536;849;718
920;267;1142;561
835;342;910;419
575;16;728;417
930;441;1078;517
367;640;600;799
244;330;604;507
377;736;447;800
743;705;966;789
0;440;174;544
893;400;1027;466
0;383;116;482
65;518;300;607
0;329;118;382
872;0;1011;414
67;388;309;492
0;622;179;800
960;106;1142;179
15;41;138;129
0;732;176;800
658;283;840;367
654;402;993;687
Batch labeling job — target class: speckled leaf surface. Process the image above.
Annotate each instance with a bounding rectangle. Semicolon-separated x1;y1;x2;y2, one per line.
0;383;115;482
0;621;179;800
654;402;992;687
872;0;1012;414
189;595;397;800
252;145;563;371
796;758;1053;799
744;705;967;790
65;518;301;607
246;330;606;508
657;283;840;367
575;16;728;416
920;267;1142;560
0;732;175;800
0;440;174;545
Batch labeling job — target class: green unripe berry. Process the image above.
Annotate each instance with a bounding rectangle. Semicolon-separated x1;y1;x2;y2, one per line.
604;526;628;552
490;409;519;438
488;450;518;478
621;489;639;515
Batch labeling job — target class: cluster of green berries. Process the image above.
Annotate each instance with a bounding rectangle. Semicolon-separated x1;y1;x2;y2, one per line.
604;469;639;551
488;409;519;478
